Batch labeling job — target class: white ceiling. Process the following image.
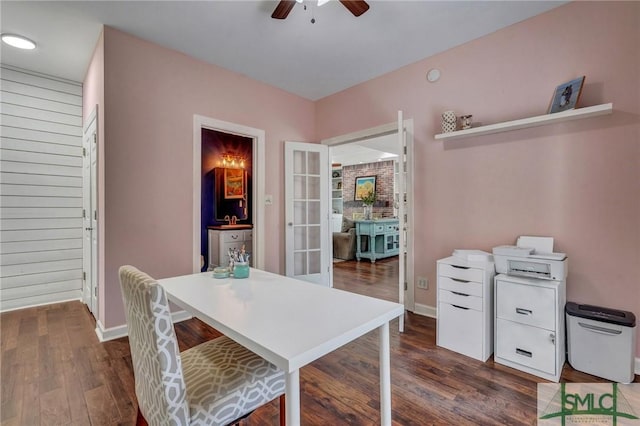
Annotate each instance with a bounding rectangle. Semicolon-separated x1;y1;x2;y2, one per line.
0;1;565;100
331;133;398;166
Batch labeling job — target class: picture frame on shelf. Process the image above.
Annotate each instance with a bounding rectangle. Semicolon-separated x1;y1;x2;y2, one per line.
548;76;585;114
354;176;376;201
224;168;245;199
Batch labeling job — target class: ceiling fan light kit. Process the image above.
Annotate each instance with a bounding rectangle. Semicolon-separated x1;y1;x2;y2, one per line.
271;0;369;19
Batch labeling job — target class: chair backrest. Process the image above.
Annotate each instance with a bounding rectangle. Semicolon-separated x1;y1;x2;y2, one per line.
119;265;189;425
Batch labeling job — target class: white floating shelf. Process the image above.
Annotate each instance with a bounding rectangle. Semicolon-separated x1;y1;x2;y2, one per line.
435;103;613;141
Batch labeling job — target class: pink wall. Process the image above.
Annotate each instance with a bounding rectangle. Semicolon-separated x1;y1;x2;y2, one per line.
97;27;315;328
317;2;640;354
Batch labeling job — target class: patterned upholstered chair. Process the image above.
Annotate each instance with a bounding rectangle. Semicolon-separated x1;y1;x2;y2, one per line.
119;265;285;426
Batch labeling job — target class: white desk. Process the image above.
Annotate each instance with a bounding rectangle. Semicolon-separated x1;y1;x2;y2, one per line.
158;268;404;426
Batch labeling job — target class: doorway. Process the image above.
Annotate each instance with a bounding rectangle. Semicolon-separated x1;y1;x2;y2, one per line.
322;119;415;312
192;116;266;273
200;129;253;272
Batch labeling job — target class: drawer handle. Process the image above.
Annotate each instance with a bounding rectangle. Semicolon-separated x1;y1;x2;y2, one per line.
451;291;469;297
451;265;470;270
451;304;469;310
231;235;239;240
516;348;532;358
451;278;470;283
515;308;533;315
578;322;622;335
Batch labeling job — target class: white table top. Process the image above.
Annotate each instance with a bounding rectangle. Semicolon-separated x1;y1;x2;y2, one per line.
158;268;404;372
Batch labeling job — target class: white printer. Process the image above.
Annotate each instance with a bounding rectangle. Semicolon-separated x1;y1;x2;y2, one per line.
493;235;567;281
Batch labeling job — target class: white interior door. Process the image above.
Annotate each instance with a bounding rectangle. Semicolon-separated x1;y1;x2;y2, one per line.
396;112;407;332
82;108;98;316
284;142;330;286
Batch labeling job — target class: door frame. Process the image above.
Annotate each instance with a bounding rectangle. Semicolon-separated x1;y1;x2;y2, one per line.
82;105;99;316
321;119;415;312
192;116;265;273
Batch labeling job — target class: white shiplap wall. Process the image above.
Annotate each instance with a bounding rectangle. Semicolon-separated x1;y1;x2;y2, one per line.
0;65;84;311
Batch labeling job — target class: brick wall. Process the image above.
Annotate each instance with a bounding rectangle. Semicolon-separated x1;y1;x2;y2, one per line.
342;160;395;219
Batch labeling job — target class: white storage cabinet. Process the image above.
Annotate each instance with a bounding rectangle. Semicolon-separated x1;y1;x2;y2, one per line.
208;229;253;269
494;274;566;382
436;256;495;361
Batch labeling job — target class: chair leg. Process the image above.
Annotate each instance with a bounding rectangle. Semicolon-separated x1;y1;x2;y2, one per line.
279;394;286;426
136;408;148;426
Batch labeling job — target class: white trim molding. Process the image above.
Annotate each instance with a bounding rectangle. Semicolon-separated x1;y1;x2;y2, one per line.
413;303;437;319
95;310;193;342
192;115;266;273
635;357;640;376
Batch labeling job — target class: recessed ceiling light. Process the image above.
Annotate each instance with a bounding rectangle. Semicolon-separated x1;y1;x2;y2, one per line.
1;34;36;50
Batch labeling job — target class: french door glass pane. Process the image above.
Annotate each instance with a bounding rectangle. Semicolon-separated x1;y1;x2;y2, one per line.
293;151;306;174
294;201;307;225
308;201;320;225
294;175;306;199
294;226;307;250
308;151;320;175
308;225;320;250
294;252;307;275
308;176;320;199
308;250;321;274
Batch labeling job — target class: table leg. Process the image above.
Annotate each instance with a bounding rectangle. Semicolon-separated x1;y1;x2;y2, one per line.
285;369;300;426
379;322;391;426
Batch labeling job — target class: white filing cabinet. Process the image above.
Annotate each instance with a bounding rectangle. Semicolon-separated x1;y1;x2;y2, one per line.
494;274;566;382
436;256;495;361
208;229;253;269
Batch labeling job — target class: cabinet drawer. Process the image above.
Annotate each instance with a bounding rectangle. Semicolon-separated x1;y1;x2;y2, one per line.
496;319;556;375
385;224;398;233
439;289;483;311
438;263;483;283
243;230;253;240
496;281;556;330
222;231;245;243
437;302;483;360
438;275;483;297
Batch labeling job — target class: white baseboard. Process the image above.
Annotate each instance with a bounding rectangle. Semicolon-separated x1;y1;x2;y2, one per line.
95;319;127;342
413;303;437;318
95;310;194;342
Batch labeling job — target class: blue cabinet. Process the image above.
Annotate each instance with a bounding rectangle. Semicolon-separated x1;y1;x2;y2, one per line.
355;219;400;263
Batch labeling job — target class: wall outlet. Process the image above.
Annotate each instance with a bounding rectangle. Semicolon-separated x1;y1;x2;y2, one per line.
417;276;428;289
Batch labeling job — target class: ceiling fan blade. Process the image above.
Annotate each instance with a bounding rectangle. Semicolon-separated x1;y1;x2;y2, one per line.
271;0;296;19
339;0;369;17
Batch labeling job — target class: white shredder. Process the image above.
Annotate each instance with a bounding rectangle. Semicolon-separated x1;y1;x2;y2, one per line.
566;302;637;383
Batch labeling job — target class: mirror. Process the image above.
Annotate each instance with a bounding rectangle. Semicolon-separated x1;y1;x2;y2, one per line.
214;167;248;221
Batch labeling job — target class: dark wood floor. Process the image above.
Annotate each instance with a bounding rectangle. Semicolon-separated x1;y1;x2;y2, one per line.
2;261;636;425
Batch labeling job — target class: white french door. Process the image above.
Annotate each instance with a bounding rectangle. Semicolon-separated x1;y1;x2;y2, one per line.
284;142;330;286
82;107;98;316
396;111;407;332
